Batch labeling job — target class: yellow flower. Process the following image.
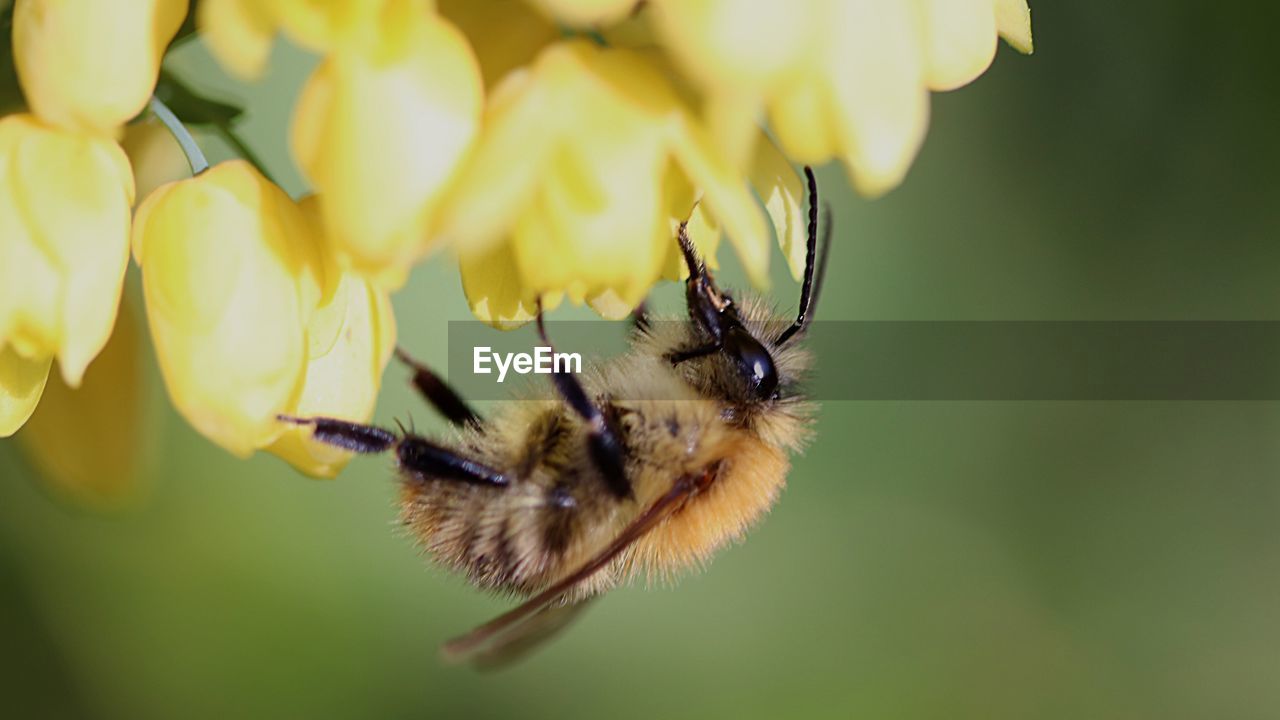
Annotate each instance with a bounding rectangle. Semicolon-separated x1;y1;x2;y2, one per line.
0;114;135;388
132;161;394;475
649;0;1033;196
265;201;398;476
196;0;279;80
438;0;560;90
120;117;191;206
441;41;769;327
272;0;399;52
523;0;637;27
16;298;151;507
133;161;322;457
290;2;482;289
12;0;188;133
0;346;50;438
199;0;402;79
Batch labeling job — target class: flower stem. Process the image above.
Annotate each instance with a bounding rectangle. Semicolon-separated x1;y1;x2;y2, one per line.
149;95;209;175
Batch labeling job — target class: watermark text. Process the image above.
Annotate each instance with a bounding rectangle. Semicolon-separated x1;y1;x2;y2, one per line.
473;345;583;383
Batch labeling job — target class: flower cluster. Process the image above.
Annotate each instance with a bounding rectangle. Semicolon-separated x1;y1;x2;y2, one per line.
1;0;1032;484
1;0;394;481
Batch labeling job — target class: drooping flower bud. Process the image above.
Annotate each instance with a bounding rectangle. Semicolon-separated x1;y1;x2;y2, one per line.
442;41;768;326
13;0;188;133
132;162;395;475
132;160;324;457
0;114;135;387
290;2;482;289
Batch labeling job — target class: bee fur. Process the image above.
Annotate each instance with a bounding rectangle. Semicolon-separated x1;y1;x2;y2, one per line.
282;165;831;663
396;294;816;603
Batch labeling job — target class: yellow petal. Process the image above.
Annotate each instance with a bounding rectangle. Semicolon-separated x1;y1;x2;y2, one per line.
450;40;772;321
0;345;51;438
0;115;134;386
659;164;721;282
919;0;999;92
291;6;482;288
13;0;189;133
17;297;150;507
460;241;561;330
133;160;322;457
267;273;396;477
514;123;670;309
120;117;190;208
648;0;810;95
995;0;1034;54
526;0;636;27
438;0;559;90
819;0;930;197
197;0;279;80
437;67;557;253
749;134;808;281
667;114;770;287
274;0;398;53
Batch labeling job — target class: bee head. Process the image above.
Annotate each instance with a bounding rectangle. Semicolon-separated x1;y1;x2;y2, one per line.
722;323;779;401
671;228;782;403
668;166;829;406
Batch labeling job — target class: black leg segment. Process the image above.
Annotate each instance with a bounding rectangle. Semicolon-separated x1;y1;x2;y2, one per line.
279;414;507;487
535;311;632;499
630;300;651;335
397;437;508;487
395;347;482;428
278;415;398;453
668;342;720;365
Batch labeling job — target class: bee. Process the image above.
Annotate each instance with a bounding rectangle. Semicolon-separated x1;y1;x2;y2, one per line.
282;167;831;667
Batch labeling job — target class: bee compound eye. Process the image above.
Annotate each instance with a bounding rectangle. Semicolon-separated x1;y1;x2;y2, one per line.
723;326;778;401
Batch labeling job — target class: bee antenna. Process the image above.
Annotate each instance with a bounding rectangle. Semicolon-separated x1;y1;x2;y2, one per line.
776;166;831;346
808;202;834;325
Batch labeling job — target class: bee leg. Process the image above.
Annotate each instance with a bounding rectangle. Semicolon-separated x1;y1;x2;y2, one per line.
535;311;632;499
394;347;482;428
630;300;651;334
277;415;397;453
668;342;720;365
279;415;508;487
396;435;508;487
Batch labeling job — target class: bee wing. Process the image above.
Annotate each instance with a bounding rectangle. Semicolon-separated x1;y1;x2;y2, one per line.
441;478;697;665
467;598;596;671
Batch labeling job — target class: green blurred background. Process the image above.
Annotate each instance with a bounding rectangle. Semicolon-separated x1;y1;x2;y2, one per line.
5;2;1280;718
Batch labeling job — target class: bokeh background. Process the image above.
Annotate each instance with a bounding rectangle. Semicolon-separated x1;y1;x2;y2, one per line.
4;2;1280;718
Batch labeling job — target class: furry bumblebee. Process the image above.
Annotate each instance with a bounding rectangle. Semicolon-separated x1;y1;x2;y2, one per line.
283;168;831;667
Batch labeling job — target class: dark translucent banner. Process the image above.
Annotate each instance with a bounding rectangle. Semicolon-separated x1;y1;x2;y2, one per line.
444;321;1280;401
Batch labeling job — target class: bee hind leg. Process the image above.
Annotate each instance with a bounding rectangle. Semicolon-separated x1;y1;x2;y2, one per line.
279;415;508;487
394;346;482;429
277;415;397;453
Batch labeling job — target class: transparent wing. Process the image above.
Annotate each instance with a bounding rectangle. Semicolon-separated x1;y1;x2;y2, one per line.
468;598;596;671
441;477;698;666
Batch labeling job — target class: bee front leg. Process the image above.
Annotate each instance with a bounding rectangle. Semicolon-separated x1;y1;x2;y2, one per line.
667;342;720;365
535;311;632;500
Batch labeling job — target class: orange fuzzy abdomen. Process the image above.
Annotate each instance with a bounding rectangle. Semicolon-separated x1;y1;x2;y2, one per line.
628;434;789;583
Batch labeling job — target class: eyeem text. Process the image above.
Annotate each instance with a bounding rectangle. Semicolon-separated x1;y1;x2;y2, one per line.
473;346;583;383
